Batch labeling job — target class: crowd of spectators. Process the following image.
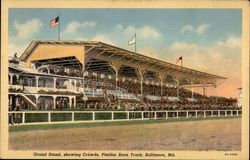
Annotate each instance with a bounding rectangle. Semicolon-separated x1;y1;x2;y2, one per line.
36;68;240;111
79;97;240;111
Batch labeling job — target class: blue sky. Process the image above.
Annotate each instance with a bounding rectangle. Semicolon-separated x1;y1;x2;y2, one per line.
8;8;242;97
9;9;241;47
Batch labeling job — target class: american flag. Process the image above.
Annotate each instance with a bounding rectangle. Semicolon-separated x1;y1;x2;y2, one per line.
50;16;59;28
176;56;182;64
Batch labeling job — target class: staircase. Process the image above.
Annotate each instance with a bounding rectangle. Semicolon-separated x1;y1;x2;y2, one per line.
16;93;37;110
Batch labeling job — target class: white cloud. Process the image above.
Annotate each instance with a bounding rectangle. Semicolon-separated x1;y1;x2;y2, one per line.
14;18;43;39
140;46;161;59
180;25;193;34
216;35;241;49
169;41;199;51
196;24;211;35
116;24;123;30
8;43;28;57
63;21;96;35
125;25;161;39
91;34;116;45
164;41;241;79
125;25;136;35
181;24;211;35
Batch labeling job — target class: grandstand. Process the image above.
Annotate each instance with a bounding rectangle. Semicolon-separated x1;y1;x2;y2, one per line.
8;40;239;115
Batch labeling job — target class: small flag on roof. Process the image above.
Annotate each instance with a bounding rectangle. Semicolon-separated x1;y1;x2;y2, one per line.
176;56;182;64
50;16;59;28
128;34;136;45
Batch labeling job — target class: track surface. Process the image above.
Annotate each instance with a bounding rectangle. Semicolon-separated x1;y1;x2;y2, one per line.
9;118;241;151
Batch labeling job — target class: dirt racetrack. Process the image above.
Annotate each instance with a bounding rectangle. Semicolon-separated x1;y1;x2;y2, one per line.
9;118;241;151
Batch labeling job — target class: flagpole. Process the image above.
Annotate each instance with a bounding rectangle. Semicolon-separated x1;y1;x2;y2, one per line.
181;58;183;68
58;14;60;40
135;33;136;53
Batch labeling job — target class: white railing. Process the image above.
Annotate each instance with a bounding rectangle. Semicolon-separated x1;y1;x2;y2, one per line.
8;109;242;125
9;85;23;90
24;86;37;93
146;95;161;101
107;90;137;100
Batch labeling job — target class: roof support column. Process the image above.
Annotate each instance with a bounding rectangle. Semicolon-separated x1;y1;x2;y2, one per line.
191;82;194;100
173;76;180;99
203;83;207;97
177;80;180;99
156;72;167;97
74;79;77;92
213;83;217;105
53;77;57;89
187;79;194;100
69;96;72;108
135;68;145;97
9;74;13;85
140;78;143;97
35;76;40;92
53;95;56;110
109;61;122;91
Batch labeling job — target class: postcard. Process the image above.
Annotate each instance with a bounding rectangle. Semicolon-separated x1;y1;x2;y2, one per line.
1;0;249;159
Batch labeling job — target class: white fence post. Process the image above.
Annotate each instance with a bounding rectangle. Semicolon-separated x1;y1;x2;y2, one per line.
203;111;206;118
154;112;157;120
72;112;74;121
22;112;25;124
111;112;114;120
127;111;129;120
141;111;144;120
231;110;233;116
195;111;197;118
218;110;220;117
211;111;213;117
186;111;188;118
48;112;51;122
225;110;227;116
166;111;168;119
93;112;95;121
237;110;239;116
176;111;178;118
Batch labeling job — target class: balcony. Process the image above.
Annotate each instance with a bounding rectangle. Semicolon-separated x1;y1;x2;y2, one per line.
9;85;23;90
8;85;137;100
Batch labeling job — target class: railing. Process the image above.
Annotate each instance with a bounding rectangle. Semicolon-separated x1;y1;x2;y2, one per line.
146;95;161;101
9;85;23;90
107;90;137;100
8;110;242;125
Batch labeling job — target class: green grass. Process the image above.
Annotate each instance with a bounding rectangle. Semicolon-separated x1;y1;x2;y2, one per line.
9;116;241;132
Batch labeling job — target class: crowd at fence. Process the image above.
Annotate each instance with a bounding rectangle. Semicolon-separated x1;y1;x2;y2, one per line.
79;100;240;111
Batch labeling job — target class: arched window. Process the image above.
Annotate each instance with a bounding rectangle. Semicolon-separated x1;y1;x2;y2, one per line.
12;75;18;85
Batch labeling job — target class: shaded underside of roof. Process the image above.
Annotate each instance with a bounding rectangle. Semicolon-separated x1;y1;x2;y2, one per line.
19;40;227;87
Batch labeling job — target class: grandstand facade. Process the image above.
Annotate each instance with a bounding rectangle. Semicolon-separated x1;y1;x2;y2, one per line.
8;40;238;111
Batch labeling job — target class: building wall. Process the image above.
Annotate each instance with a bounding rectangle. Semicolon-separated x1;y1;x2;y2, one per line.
237;88;242;107
24;44;85;67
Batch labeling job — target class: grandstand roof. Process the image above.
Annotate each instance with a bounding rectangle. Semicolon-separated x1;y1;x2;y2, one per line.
19;40;226;87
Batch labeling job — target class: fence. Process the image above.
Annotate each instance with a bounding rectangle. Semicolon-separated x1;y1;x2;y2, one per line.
8;110;242;125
